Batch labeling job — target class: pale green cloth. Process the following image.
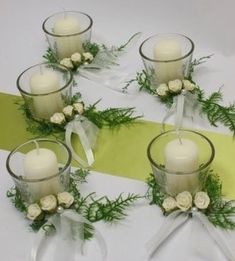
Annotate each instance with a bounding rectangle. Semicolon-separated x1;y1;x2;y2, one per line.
1;92;235;198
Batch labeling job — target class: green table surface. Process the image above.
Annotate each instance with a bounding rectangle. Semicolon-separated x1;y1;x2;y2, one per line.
1;92;235;198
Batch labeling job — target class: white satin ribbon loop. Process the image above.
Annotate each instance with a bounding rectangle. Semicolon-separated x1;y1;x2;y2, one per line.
146;210;189;259
146;208;235;261
30;209;107;261
193;211;235;261
65;116;99;168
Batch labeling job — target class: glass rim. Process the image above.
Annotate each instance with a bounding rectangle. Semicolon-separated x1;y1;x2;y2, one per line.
42;11;93;37
147;129;215;174
16;62;73;96
139;33;195;63
6;138;72;183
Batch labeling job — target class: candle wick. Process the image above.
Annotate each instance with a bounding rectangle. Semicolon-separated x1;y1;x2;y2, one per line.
33;140;40;155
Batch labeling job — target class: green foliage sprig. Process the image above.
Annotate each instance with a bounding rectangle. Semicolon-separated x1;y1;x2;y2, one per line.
146;170;235;229
17;93;141;139
83;100;141;129
7;169;141;240
125;55;235;135
195;87;235;134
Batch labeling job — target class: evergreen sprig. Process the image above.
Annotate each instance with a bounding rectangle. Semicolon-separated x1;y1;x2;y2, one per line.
146;173;165;208
42;48;59;64
123;70;156;95
187;54;213;81
195;87;235;135
84;101;141;129
7;187;27;212
200;169;235;229
84;193;141;222
83;42;100;57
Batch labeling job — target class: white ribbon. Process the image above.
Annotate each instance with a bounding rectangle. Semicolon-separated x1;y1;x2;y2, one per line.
146;209;235;260
79;32;142;93
30;209;107;261
146;210;188;258
65;116;99;168
194;211;235;261
161;91;186;132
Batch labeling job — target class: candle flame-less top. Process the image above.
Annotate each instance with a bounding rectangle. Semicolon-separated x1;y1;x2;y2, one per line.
164;138;199;173
154;39;182;61
30;71;60;94
53;16;80;35
23;148;59;179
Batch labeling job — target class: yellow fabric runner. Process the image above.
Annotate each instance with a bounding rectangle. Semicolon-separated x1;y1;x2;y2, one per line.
1;92;235;198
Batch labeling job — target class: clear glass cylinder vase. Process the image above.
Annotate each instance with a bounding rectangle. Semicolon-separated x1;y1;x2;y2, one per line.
6;139;72;203
43;11;93;60
139;33;194;88
17;62;73;121
147;129;215;196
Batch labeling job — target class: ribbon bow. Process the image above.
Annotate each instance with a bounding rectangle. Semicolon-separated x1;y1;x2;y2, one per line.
30;209;107;261
146;209;235;260
65;115;99;168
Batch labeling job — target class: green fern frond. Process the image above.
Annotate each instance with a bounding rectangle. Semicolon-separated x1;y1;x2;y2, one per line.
84;193;141;222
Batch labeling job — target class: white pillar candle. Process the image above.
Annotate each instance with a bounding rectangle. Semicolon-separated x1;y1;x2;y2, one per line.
23;146;61;200
54;16;82;59
164;138;199;195
30;70;64;120
153;39;183;83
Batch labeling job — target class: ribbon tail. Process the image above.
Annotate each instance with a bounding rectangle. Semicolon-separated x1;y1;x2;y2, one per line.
30;215;59;261
175;91;186;131
65;117;99;168
161;100;177;132
146;210;188;259
61;210;107;260
195;212;235;261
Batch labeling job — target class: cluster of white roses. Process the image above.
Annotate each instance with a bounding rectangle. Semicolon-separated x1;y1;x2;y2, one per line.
162;191;210;212
60;52;94;70
50;102;84;125
26;192;74;221
156;79;196;97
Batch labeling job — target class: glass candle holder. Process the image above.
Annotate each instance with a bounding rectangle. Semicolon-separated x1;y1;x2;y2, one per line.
6;139;72;203
17;62;73;120
147;129;215;196
139;33;194;88
43;11;93;59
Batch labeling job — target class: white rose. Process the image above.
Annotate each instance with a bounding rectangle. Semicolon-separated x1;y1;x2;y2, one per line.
73;102;84;114
62;105;74;117
156;83;168;96
194;191;210;209
82;52;94;62
40;195;57;212
71;52;82;63
182;80;195;91
57;192;74;208
50;112;65;124
26;203;42;221
60;58;74;69
176;191;192;211
162;197;177;212
168;79;182;93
